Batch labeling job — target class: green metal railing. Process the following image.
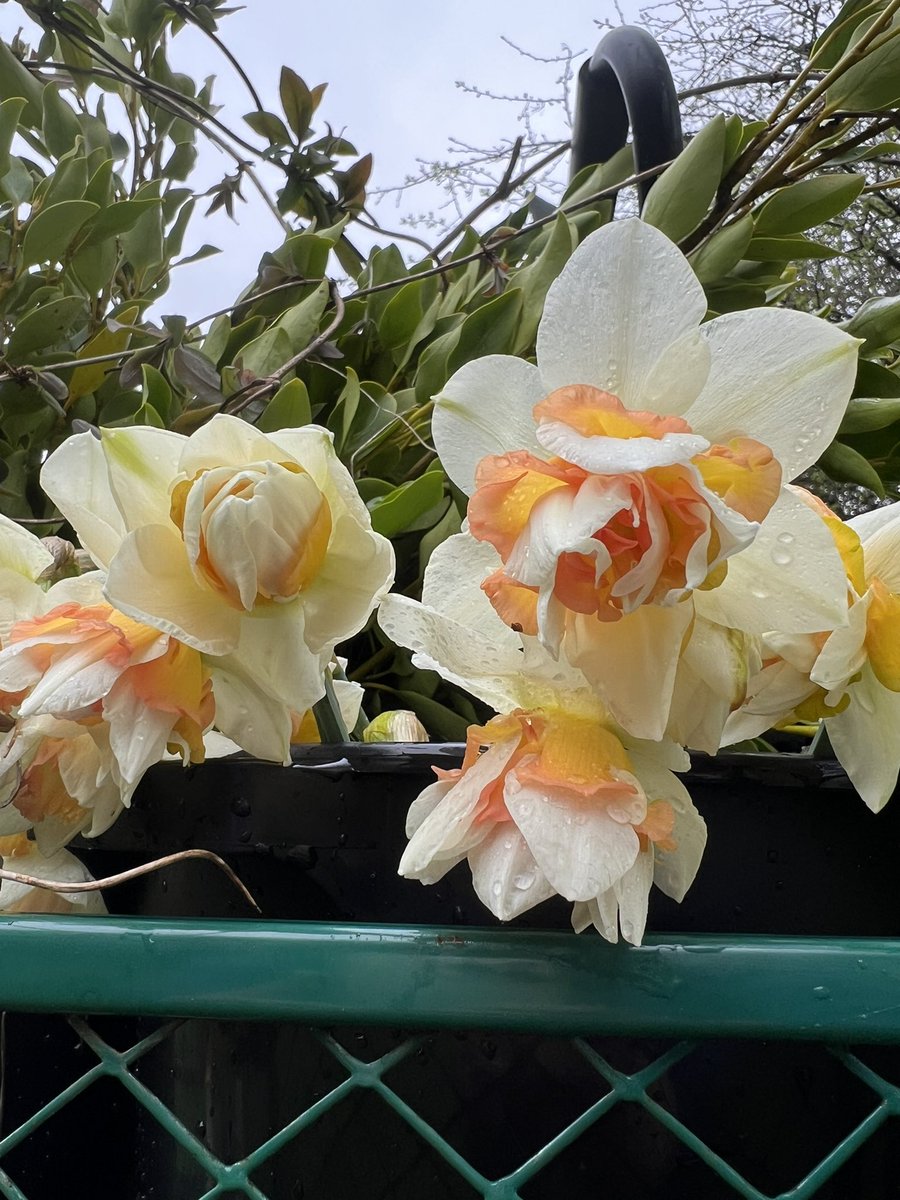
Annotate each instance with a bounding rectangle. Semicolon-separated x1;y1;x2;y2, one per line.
1;918;899;1199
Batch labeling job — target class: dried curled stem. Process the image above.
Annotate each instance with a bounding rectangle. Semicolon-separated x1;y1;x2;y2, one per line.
0;849;261;913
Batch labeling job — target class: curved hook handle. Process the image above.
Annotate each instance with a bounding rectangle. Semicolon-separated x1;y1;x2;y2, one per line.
570;26;682;208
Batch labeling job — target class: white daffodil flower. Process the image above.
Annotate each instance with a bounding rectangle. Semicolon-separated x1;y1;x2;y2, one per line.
378;533;706;944
0;833;106;915
724;499;900;811
431;218;854;737
41;414;395;761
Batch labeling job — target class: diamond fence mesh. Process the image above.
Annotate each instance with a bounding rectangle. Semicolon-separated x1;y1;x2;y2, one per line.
1;918;899;1199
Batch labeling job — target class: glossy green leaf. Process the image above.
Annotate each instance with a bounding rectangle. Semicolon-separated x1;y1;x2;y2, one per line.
754;174;864;235
447;289;524;374
825;20;900;111
20;200;99;268
854;358;900;398
0;97;25;178
811;0;877;68
843;293;900;353
508;213;577;352
257;378;312;432
7;296;87;360
642;114;727;243
369;470;445;538
141;364;173;424
243;110;292;145
68;303;139;401
0;40;44;126
819;439;886;494
80;199;161;246
689;214;754;284
745;235;839;261
839;396;900;433
41;83;80;158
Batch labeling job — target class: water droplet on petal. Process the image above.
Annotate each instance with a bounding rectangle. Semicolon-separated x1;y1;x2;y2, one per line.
770;547;793;567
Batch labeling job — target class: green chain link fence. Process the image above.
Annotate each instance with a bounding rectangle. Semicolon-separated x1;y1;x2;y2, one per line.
1;917;899;1199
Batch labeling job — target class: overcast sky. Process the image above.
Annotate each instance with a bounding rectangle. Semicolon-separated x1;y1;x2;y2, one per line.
3;1;645;315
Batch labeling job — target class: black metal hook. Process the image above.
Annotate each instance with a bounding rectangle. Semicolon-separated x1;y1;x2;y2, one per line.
570;26;683;209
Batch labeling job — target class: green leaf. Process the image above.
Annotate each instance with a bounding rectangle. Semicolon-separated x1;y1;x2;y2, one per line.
811;0;876;68
744;235;839;261
379;277;431;352
369;470;445;538
243;110;292;145
688;214;754;285
414;321;464;403
642;114;727;243
79;198;161;246
326;367;361;450
41;83;80;158
0;41;44;126
508;213;577;352
0;97;25;178
819;439;886;494
7;296;87;360
279;68;323;140
68;303;139;401
257;378;312;432
825;20;900;112
447;289;524;374
120;195;164;275
854;359;900;398
753;174;865;236
20;200;99;268
70;237;117;295
839;396;900;433
843;293;900;354
141;363;173;424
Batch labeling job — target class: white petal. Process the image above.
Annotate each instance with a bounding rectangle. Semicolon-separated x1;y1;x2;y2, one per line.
848;500;900;545
103;679;176;801
399;737;520;880
301;511;394;652
41;431;127;568
101;425;185;531
640;328;711;417
422;533;519;642
231;604;327;716
468;827;555;920
0;843;106;915
827;662;900;812
856;510;900;593
685;308;858;480
208;660;292;764
504;772;640;901
694;488;849;635
613;849;655;945
810;593;870;693
177;412;282;471
567;601;693;740
0;513;54;581
627;751;707;903
536;218;707;407
433;356;547;494
105;525;241;654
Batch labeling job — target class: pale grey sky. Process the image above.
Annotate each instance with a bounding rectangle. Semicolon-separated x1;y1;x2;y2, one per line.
2;1;645;315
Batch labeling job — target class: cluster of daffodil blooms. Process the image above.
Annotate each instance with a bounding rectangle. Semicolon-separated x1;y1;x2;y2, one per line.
1;218;898;941
0;420;393;912
379;218;900;944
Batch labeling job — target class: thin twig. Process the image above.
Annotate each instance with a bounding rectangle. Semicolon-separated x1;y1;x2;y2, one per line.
0;848;260;912
164;0;265;112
